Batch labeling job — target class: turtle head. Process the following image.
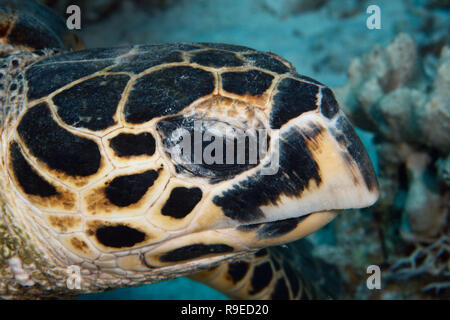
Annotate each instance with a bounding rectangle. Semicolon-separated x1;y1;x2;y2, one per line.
150;86;379;267
0;0;83;52
0;43;378;297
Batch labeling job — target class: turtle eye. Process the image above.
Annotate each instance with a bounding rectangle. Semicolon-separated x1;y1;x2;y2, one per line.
157;116;269;183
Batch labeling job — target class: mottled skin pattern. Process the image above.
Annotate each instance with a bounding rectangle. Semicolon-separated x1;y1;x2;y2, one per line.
0;0;379;299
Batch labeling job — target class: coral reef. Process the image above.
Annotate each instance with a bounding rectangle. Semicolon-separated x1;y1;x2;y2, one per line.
331;33;449;299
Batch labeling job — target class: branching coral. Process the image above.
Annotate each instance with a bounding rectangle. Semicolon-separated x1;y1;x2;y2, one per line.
389;235;449;280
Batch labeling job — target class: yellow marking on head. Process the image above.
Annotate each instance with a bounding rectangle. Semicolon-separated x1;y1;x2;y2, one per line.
85;218;166;251
47;215;82;233
59;234;100;260
117;254;149;272
146;179;204;231
21;188;77;211
81;163;169;217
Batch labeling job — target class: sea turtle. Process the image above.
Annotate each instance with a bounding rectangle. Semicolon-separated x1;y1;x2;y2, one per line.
0;0;379;299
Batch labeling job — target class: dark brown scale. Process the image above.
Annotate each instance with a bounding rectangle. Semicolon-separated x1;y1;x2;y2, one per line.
320;87;339;119
160;244;234;263
105;170;160;207
109;49;183;73
53;75;130;131
236;223;261;232
191;50;244;68
26;60;113;100
255;248;268;257
244;53;291;74
124;66;215;123
256;217;305;239
270;78;319;129
109;132;156;157
271;277;290;300
221;70;274;96
17;103;101;177
249;261;273;295
161;187;203;219
96;225;147;248
227;261;250;284
9;142;58;197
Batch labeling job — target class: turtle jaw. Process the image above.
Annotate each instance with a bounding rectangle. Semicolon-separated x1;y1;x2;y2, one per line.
203;110;380;232
231;210;339;249
142;210;337;269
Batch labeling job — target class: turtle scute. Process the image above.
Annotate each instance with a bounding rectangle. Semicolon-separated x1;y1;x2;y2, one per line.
17;103;102;177
124;66;215;123
269;77;320;129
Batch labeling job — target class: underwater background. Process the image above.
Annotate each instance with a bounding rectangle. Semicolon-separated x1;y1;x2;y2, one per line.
40;0;449;299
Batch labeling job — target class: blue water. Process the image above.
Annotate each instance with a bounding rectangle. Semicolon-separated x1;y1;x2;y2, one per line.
79;277;227;300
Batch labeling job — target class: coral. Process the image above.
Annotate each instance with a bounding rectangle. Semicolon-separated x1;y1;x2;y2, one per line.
403;151;447;238
389;235;449;281
385;234;450;297
417;46;450;153
338;34;450;154
334;33;449;298
337;34;422;141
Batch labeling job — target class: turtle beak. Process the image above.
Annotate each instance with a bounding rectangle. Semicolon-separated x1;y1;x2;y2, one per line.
202;110;378;230
230;210;339;249
142;109;380;267
143;104;379;268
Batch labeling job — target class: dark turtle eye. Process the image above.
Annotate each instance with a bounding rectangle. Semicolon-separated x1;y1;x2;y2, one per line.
157;116;269;183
